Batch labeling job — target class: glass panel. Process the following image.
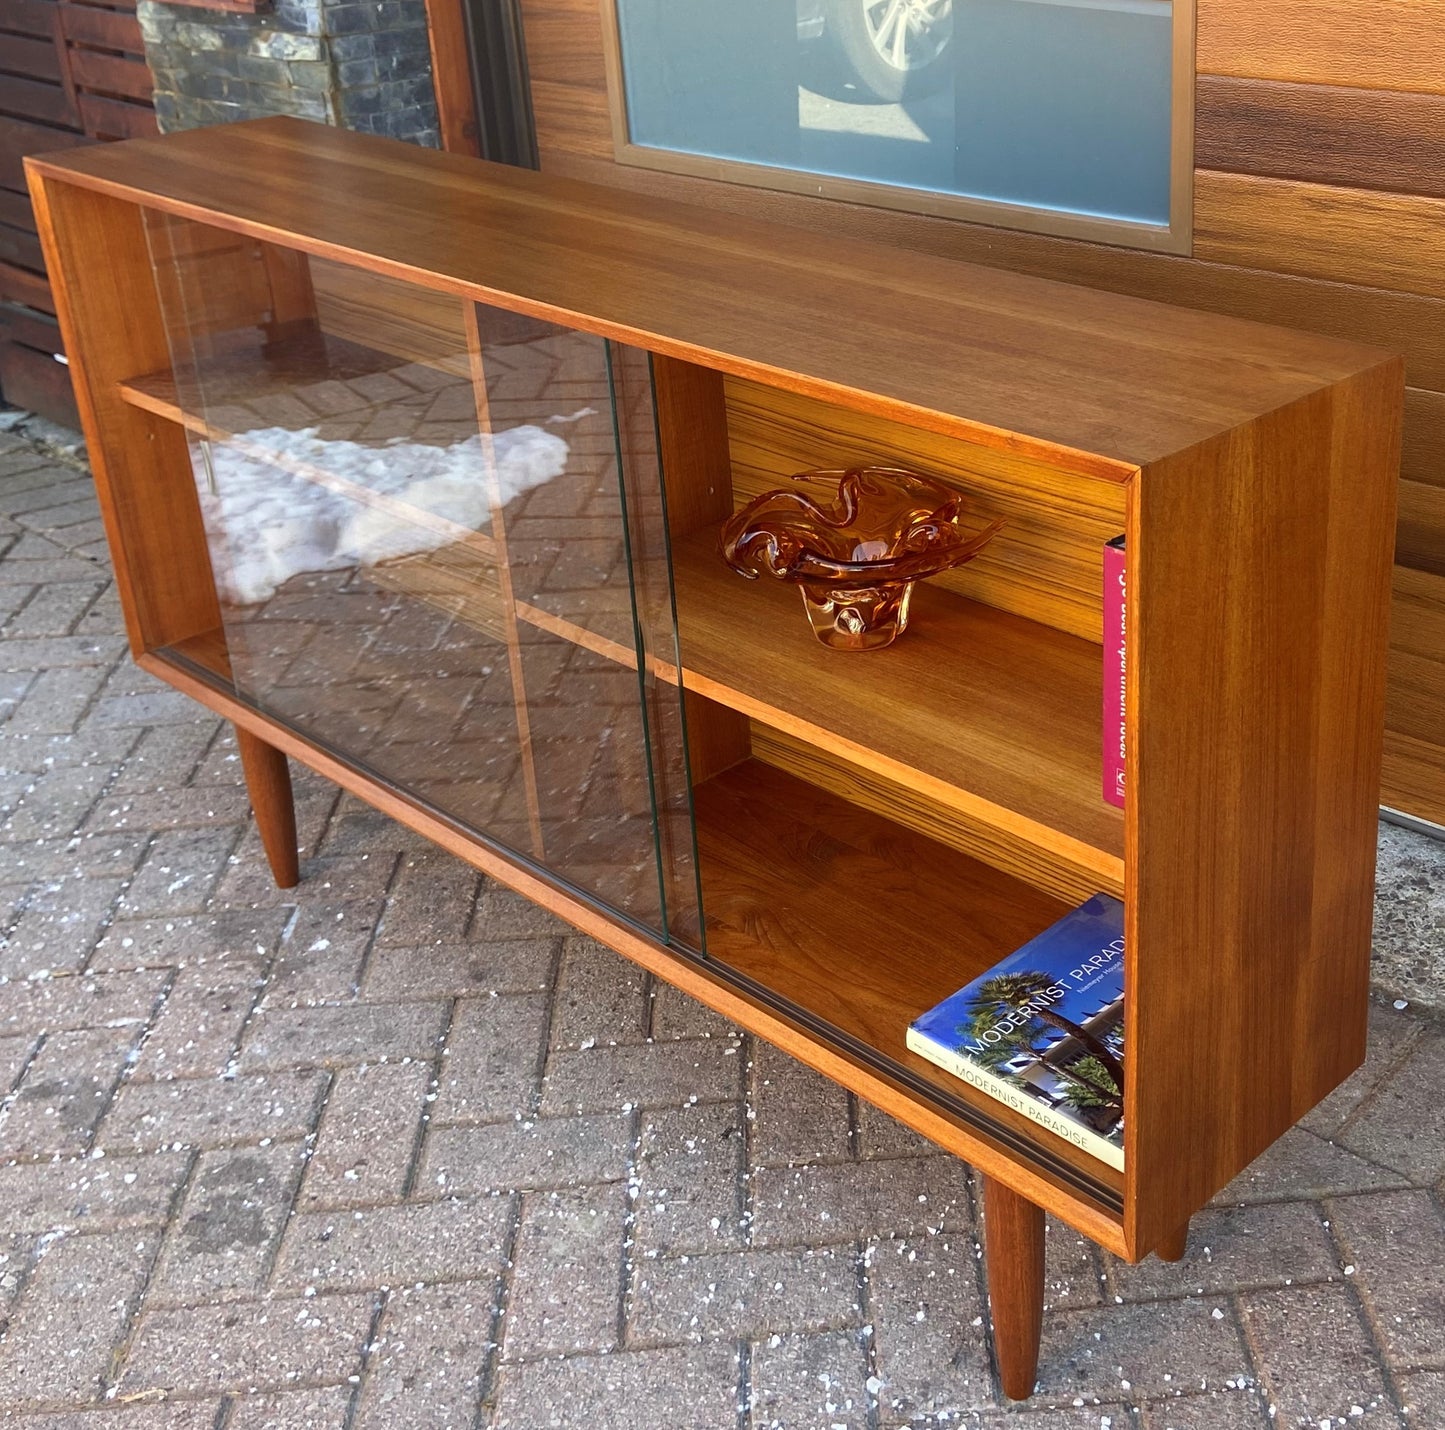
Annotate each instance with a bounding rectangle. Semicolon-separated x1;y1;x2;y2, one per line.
469;304;700;936
608;344;705;949
140;213;698;937
614;0;1173;227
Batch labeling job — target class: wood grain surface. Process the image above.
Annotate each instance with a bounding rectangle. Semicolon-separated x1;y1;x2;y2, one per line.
235;727;300;888
26;118;1389;473
1382;730;1445;820
423;0;482;156
1155;1223;1189;1263
670;530;1127;880
1197;0;1445;94
519;4;610;90
1126;359;1402;1251
750;725;1120;904
692;759;1128;1199
1197;76;1445;198
514;522;1126;890
1195;170;1445;301
724;377;1126;643
1386;568;1445;751
983;1176;1046;1400
311;256;473;367
1403;388;1445;487
1398;482;1445;576
538;149;1445;394
531;80;614;163
26;174;223;656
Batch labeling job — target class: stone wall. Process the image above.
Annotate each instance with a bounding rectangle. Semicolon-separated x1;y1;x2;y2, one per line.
137;0;439;146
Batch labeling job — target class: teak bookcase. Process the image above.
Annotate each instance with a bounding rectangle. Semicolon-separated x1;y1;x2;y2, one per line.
27;117;1402;1398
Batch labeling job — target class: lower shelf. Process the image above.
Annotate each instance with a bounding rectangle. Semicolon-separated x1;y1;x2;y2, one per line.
692;758;1124;1202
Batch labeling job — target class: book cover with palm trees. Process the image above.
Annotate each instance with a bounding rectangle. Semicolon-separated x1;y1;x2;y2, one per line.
906;893;1125;1169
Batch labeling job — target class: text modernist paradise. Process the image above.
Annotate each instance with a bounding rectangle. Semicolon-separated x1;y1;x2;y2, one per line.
967;937;1124;1052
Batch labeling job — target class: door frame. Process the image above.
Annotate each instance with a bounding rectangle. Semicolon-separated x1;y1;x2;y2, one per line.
424;0;536;165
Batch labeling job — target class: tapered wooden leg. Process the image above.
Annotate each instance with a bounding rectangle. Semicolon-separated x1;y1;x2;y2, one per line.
983;1176;1045;1401
1155;1220;1189;1263
235;725;299;889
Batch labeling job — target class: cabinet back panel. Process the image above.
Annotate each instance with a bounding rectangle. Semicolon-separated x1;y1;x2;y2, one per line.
144;217;281;341
751;723;1120;906
312;259;476;371
724;377;1127;643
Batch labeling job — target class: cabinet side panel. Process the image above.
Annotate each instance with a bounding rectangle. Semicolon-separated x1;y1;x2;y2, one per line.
26;173;221;654
653;353;734;534
651;353;754;785
1124;362;1402;1257
1297;360;1403;1111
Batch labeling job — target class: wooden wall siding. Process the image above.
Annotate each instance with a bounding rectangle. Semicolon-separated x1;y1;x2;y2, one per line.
1194;173;1445;300
509;0;1443;821
522;7;609;90
1196;0;1445;94
0;0;156;422
1400;484;1444;579
531;80;612;162
422;0;479;155
1196;77;1445;199
1385;567;1445;815
1403;389;1445;484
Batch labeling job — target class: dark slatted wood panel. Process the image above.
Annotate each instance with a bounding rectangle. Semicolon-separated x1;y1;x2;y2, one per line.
0;0;156;423
1197;76;1445;199
504;0;1445;824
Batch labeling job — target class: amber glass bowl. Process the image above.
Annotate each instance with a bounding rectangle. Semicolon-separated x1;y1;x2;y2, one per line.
719;467;1003;651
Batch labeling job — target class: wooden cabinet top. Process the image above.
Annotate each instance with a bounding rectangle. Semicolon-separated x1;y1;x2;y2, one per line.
29;115;1393;472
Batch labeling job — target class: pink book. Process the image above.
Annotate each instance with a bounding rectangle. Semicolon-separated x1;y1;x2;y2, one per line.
1103;536;1126;808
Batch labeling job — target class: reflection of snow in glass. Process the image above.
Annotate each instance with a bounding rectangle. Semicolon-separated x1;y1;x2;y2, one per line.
200;424;570;604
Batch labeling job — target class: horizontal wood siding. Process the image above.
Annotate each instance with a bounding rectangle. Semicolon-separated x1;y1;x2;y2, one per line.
0;0;156;422
1385;567;1445;814
1196;77;1445;199
1196;0;1445;94
1194;172;1445;300
510;0;1445;823
1191;21;1445;824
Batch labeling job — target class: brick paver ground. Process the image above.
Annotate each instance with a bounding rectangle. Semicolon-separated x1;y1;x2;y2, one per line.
0;417;1443;1429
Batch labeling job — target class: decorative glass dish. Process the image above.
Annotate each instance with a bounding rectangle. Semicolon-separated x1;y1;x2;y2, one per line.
719;466;1003;651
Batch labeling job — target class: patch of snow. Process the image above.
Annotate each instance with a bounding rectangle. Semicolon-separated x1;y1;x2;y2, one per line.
199;423;569;603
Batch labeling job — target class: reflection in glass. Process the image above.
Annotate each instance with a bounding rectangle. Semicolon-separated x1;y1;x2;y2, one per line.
141;214;697;937
615;0;1173;227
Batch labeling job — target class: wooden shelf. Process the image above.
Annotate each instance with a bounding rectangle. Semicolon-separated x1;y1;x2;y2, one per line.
515;527;1124;891
117;331;498;566
694;758;1124;1201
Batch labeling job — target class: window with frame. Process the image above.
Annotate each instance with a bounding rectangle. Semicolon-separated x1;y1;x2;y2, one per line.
601;0;1192;253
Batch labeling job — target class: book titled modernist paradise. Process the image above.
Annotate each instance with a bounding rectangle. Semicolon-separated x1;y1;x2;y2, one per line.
906;893;1126;1170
